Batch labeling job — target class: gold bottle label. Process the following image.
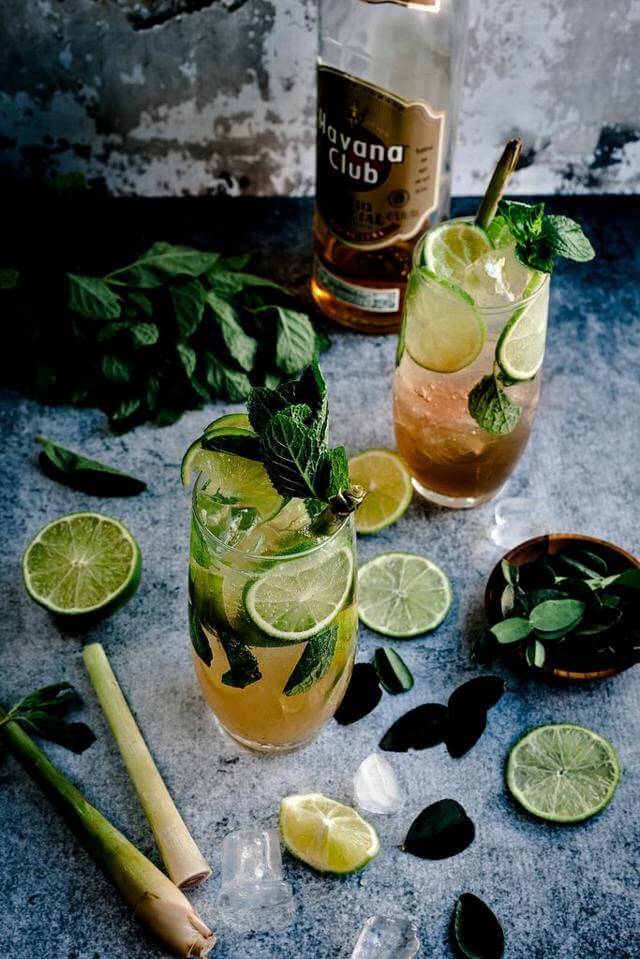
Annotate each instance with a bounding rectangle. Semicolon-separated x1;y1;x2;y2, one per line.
316;65;445;250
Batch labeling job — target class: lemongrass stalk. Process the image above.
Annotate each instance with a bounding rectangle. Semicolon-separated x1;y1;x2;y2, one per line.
0;705;215;957
474;139;523;230
83;643;211;889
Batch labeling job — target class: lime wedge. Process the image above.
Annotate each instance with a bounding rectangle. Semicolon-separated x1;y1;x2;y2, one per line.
244;546;353;641
22;512;141;617
279;793;379;874
422;221;492;286
403;268;486;374
181;412;251;485
358;552;452;638
496;276;548;381
196;450;284;521
506;724;621;823
349;449;412;535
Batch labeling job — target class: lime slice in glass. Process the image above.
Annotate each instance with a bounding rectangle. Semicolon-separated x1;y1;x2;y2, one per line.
404;268;486;374
181;412;252;486
22;512;141;617
244;546;353;642
279;793;379;874
422;221;492;286
496;276;548;381
349;449;413;535
195;450;284;522
358;552;452;638
506;723;621;823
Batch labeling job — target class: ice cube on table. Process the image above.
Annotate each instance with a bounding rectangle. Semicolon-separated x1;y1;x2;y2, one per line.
491;496;555;549
216;828;294;933
353;753;403;815
350;916;420;959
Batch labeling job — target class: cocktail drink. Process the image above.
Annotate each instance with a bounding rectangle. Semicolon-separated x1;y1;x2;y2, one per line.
184;364;362;752
393;142;594;508
394;225;550;507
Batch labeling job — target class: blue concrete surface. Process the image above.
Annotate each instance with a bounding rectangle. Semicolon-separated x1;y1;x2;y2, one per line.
0;197;638;959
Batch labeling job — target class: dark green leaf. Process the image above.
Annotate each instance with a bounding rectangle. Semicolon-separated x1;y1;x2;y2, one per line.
295;360;329;443
572;605;622;637
260;409;322;499
146;374;160;411
110;397;141;423
21;715;96;754
0;266;19;289
283;627;337;696
130;322;159;347
96;321;129;342
445;676;505;759
189;607;213;667
334;663;382;725
554;552;605;580
318;446;350;500
468;375;522;435
539;215;595;263
67;274;122;320
452;893;505;959
260;306;317;374
501;559;519;586
379;703;448;752
528;588;570;606
403;798;475;860
101;353;131;383
177;341;197;379
154;407;183;427
525;639;546;668
600;569;640;591
107;242;219;288
219;632;261;688
490;618;532;645
373;647;414;694
171;280;207;338
205;353;252;402
127;290;153;317
36;436;146;496
519;558;556;591
247;381;299;434
207;291;258;372
3;682;96;754
529;599;585;633
17;682;79;716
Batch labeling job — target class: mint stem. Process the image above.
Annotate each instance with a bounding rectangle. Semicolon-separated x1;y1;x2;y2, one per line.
474;139;523;231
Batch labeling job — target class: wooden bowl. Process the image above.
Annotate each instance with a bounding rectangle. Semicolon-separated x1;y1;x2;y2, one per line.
485;533;640;682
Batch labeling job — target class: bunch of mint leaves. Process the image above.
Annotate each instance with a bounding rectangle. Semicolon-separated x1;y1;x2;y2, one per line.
205;360;364;516
1;243;328;432
0;682;95;754
468;200;594;436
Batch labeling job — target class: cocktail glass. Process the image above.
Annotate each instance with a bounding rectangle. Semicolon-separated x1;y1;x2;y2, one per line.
189;476;358;752
393;222;550;508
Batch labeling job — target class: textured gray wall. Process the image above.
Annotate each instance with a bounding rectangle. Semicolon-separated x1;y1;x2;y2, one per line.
1;0;639;196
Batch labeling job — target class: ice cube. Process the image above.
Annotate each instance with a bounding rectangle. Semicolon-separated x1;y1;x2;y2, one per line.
464;246;531;307
490;496;555;549
350;916;420;959
216;828;294;933
353;753;403;815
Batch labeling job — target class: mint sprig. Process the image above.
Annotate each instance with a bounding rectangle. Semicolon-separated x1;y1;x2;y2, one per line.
499;200;595;273
468;372;522;436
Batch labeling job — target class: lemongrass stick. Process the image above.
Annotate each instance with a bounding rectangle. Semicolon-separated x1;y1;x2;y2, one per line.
475;139;523;230
0;705;215;957
83;643;211;889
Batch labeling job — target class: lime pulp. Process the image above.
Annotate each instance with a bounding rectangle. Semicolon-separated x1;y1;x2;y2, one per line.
348;449;413;534
279;793;380;874
358;551;452;638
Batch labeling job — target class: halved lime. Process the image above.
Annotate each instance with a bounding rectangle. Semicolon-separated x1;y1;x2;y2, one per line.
506;724;621;823
22;512;141;617
422;221;492;286
181;412;251;485
195;450;284;522
496;276;548;381
244;546;353;641
279;793;379;874
349;449;412;535
358;552;452;638
404;269;486;374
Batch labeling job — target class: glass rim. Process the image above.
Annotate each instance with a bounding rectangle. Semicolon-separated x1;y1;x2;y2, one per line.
191;470;353;562
412;215;550;315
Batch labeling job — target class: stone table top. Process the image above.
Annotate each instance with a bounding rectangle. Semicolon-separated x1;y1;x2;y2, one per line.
0;196;638;959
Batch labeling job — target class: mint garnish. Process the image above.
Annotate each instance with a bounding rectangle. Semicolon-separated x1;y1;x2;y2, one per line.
499;200;595;272
467;373;522;435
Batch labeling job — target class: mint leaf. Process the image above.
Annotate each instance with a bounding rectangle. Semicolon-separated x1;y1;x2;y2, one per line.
318;446;349;500
130;322;159;347
283;627;337;696
106;242;219;288
247;381;298;434
68;274;122;320
468;375;522;435
207;291;258;372
176;341;197;379
539;215;595;262
36;436;146;496
101;353;131;384
499;201;594;273
260;408;322;499
189;607;213;667
296;360;329;444
0;267;20;289
127;290;153;317
219;632;261;688
262;306;317;374
1;682;96;754
171;279;206;338
204;352;251;401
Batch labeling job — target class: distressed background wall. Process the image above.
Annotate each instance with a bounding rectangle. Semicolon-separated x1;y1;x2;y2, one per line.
1;0;639;197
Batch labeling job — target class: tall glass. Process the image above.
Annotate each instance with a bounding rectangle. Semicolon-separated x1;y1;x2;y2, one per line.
393;225;550;508
188;476;358;752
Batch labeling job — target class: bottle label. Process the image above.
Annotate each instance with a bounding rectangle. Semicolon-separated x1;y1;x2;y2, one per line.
316;65;445;250
314;258;401;313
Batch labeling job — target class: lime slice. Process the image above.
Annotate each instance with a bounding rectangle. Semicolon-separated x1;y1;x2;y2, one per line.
403;268;486;374
22;512;141;617
279;793;379;874
181;412;251;485
244;546;353;641
496;276;548;381
196;451;284;521
506;724;621;823
358;552;452;638
349;449;412;535
422;221;492;286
